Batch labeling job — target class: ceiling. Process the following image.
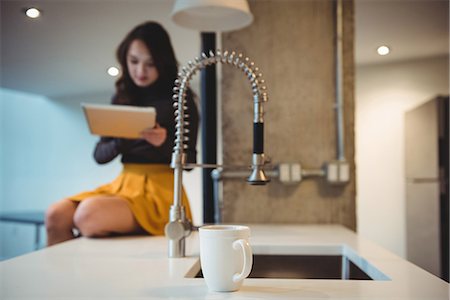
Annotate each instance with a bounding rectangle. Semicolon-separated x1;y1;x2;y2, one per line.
1;0;448;99
0;0;200;98
355;0;449;65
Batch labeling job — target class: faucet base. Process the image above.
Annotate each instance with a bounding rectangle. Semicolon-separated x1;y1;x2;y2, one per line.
168;238;186;258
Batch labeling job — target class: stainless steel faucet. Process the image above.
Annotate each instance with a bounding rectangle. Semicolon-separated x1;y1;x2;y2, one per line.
165;50;269;258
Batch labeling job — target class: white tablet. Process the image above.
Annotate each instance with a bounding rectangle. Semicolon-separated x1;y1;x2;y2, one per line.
82;103;156;139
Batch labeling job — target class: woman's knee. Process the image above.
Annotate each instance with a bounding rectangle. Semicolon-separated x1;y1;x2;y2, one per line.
45;199;75;231
73;198;107;237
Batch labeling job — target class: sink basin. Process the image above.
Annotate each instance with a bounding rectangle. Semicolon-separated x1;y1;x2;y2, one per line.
195;255;370;280
186;245;390;281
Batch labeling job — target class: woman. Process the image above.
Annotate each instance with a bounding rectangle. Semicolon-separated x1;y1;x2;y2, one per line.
45;21;199;246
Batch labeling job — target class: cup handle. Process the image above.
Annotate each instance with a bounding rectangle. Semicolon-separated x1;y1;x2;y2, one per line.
232;239;253;283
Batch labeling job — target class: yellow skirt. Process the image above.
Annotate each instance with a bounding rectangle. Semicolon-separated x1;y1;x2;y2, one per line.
69;164;192;236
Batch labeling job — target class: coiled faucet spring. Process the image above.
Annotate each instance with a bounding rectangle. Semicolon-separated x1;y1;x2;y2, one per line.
171;49;268;163
166;49;270;258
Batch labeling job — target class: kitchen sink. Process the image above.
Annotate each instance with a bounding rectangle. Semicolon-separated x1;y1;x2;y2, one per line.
186;245;390;281
195;255;369;280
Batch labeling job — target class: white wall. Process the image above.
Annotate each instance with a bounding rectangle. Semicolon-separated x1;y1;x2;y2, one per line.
0;87;202;260
355;55;449;258
0;89;114;258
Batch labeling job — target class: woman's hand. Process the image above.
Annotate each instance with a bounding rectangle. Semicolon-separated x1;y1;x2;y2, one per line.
140;123;167;147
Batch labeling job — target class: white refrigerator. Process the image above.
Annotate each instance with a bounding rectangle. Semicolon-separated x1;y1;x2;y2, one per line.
405;96;449;281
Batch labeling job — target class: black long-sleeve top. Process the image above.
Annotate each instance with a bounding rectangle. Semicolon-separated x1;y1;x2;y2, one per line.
93;92;199;165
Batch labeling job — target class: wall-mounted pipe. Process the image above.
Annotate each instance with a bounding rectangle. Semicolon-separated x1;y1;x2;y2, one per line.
335;0;346;162
211;164;326;223
322;0;350;185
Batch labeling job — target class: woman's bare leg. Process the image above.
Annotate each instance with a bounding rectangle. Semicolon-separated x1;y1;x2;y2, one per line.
73;196;144;237
45;199;78;246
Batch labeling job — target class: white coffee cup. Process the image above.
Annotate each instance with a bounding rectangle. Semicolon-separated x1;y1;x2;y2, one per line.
199;225;253;292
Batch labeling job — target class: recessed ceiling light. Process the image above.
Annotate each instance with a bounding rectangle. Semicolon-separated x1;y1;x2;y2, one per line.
377;45;390;56
25;7;41;19
107;67;120;77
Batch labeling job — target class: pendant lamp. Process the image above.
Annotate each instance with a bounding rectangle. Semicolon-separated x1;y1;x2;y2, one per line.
171;0;253;32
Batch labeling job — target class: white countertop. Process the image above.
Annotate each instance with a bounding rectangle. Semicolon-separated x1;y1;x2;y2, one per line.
1;224;448;299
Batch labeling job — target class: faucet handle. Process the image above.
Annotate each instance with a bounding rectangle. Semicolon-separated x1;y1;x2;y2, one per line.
165;219;191;240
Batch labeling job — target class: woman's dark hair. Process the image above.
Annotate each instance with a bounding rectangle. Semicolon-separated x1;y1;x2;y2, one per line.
114;21;178;104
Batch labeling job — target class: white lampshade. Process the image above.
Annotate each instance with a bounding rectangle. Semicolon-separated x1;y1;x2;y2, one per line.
171;0;253;32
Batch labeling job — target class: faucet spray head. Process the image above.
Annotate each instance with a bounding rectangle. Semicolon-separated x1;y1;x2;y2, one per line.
247;166;270;185
247;153;270;185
